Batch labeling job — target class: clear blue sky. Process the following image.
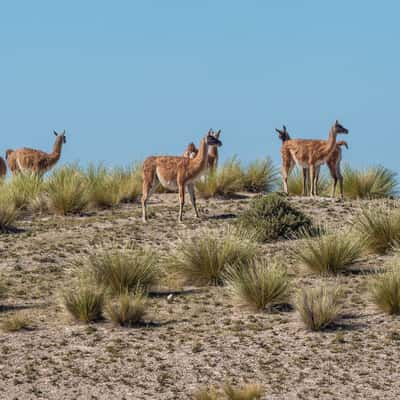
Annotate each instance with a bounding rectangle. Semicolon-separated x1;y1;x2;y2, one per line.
1;1;399;173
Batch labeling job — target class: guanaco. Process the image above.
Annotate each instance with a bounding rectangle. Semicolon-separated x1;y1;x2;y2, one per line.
0;157;6;178
278;121;348;196
142;129;222;222
276;125;348;197
8;130;67;176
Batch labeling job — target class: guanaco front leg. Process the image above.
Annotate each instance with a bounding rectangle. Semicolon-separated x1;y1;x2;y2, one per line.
187;183;200;218
302;168;308;196
178;184;185;223
309;164;316;196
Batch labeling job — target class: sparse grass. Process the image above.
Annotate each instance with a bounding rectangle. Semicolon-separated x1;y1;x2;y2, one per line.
224;383;264;400
294;231;363;274
63;284;104;323
296;285;343;331
287;168;330;196
343;165;398;199
241;157;278;193
85;247;158;295
8;173;44;210
354;207;400;254
193;388;219;400
225;258;289;311
1;313;30;332
195;158;243;199
369;258;400;314
236;193;313;242
0;188;18;230
168;230;257;286
106;291;147;326
46;165;89;215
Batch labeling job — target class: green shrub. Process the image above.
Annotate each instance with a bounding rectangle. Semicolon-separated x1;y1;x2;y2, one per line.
225;258;289;311
354;208;400;254
343;165;398;199
85;247;158;295
370;263;400;315
236;193;313;242
168;230;257;286
63;284;104;323
241;157;278;193
106;291;147;326
296;285;343;331
294;231;363;274
46;165;89;215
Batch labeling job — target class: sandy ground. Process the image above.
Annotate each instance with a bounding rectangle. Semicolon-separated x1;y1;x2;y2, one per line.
0;193;399;400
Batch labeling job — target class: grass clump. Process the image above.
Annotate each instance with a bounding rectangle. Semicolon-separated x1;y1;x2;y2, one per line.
63;284;104;323
287;169;329;196
46;165;89;215
1;313;30;332
224;383;264;400
343;165;398;199
0;189;18;231
195;158;243;199
193;388;219;400
241;157;278;193
225;258;289;311
169;230;256;286
294;231;363;274
354;208;400;255
369;260;400;315
8;173;44;210
106;291;147;326
236;193;313;242
296;285;343;331
85;247;158;295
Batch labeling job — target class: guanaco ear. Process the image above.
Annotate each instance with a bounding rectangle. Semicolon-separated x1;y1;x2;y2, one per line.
53;130;58;136
62;129;65;135
214;130;221;138
335;119;339;125
283;125;287;132
207;128;213;135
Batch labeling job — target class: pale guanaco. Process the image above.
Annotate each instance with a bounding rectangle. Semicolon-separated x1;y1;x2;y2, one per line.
142;129;222;222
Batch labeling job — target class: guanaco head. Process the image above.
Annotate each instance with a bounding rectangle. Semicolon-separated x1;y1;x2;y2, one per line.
184;142;199;158
212;129;221;140
332;120;348;135
275;125;291;142
54;130;67;144
205;129;222;147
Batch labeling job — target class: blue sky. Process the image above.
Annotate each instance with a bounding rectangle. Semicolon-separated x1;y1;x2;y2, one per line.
1;1;399;174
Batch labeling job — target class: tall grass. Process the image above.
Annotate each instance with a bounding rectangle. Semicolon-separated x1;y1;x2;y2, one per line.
106;291;147;326
369;257;400;314
287;169;330;196
8;173;44;210
296;285;343;331
168;230;257;286
343;165;398;199
195;158;243;199
294;231;363;274
62;284;104;322
354;208;400;254
241;157;278;193
85;247;158;295
236;193;313;242
0;188;18;230
46;165;89;215
224;383;264;400
225;258;289;311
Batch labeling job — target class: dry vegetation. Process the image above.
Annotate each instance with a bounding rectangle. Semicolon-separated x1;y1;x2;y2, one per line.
0;162;400;399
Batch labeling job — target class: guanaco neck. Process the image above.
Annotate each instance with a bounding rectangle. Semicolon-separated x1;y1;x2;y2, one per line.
208;145;218;159
320;126;338;161
189;137;209;173
50;136;64;162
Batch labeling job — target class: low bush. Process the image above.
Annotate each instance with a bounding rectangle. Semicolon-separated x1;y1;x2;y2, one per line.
106;291;147;326
236;193;313;242
241;157;278;193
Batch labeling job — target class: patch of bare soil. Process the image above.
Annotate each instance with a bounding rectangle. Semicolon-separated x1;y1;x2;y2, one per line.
1;194;400;399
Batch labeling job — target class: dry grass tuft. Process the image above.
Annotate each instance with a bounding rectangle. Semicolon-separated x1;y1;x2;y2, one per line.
225;258;290;311
106;291;147;326
62;284;104;323
0;189;18;230
224;383;264;400
168;230;257;286
1;313;31;332
296;284;343;331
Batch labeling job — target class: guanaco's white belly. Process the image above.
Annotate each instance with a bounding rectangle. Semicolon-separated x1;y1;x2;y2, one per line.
290;152;308;168
156;169;178;190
